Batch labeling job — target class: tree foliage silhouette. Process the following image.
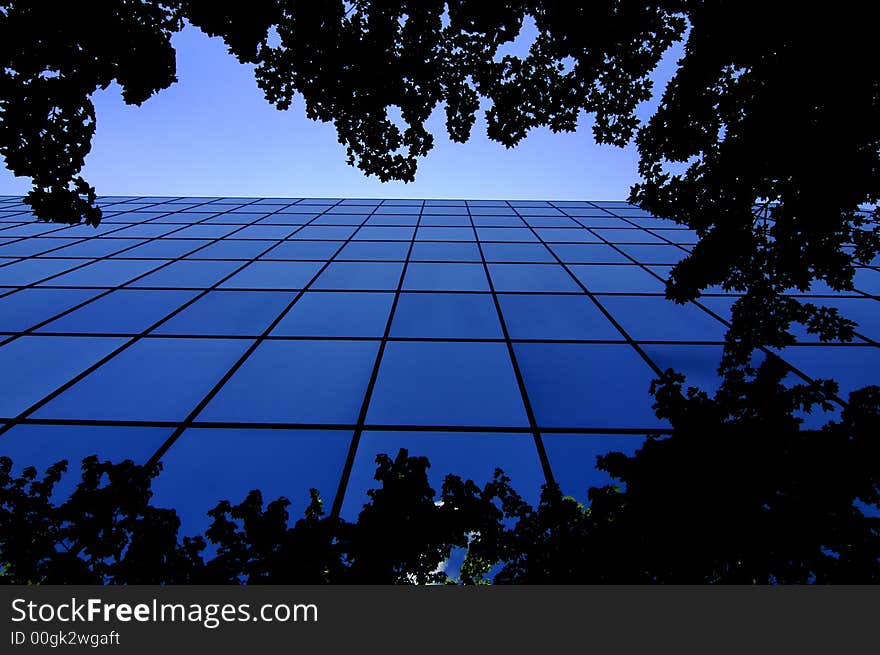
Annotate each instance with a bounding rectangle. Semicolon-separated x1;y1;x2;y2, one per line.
3;363;879;585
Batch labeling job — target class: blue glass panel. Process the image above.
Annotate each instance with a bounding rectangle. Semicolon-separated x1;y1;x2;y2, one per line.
548;243;631;263
569;265;665;292
184;239;274;260
0;223;68;236
615;244;688;265
367;341;528;427
777;345;880;399
40;260;165;287
514;343;664;429
522;216;579;228
336;241;410;261
219;261;323;290
499;294;621;340
409;242;482;262
0;425;172;499
481;243;555;263
544;434;646;503
593;228;665;244
151;428;352;535
52;237;143;257
198;340;379;424
353;226;415;241
416;227;475;241
129;260;241;289
313;262;404;291
272;291;394;337
109;223;182;238
292;226;357;240
39;289;198;334
113;239;211;259
472;215;526;227
228;225;297;240
154;290;293;336
0;288;102;332
854;268;880;294
0;259;85;286
599;296;728;341
261;240;342;260
403;263;489;291
33;338;252;421
0;238;81;257
488;264;580;292
640;344;725;392
650;228;699;244
422;206;468;215
535;228;600;243
0;336;126;418
365;215;420;226
391;293;503;338
170;224;241;239
342;431;543;519
515;207;562;216
418;215;471;227
571;217;630;228
149;212;217;224
470;206;516;215
476;227;537;242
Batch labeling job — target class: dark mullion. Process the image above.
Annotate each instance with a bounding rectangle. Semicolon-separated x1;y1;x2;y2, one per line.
468;202;556;487
7;416;673;435
329;200;426;519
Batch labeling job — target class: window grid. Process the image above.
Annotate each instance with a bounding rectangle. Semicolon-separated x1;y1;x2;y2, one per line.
0;196;878;515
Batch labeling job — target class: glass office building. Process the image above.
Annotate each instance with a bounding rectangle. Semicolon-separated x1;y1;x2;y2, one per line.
0;195;878;531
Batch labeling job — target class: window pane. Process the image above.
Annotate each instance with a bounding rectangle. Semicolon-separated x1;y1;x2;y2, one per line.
312;262;404;291
0;336;126;418
0;288;102;332
336;241;410;261
514;343;664;429
599;296;729;341
41;260;165;288
391;293;502;338
33;338;252;421
0;424;172;499
499;294;621;340
544;433;645;504
39;289;198;334
403;263;489;291
569;265;665;293
153;290;293;336
197;340;379;424
261;240;342;260
409;242;482;262
129;260;242;289
272;291;394;337
367;341;528;427
219;261;324;290
488;264;580;292
151;428;351;535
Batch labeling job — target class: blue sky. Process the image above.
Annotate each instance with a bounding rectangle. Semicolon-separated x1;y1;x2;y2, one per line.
0;23;682;201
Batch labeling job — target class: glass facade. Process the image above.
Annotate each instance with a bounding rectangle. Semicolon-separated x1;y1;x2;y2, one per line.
0;196;877;531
